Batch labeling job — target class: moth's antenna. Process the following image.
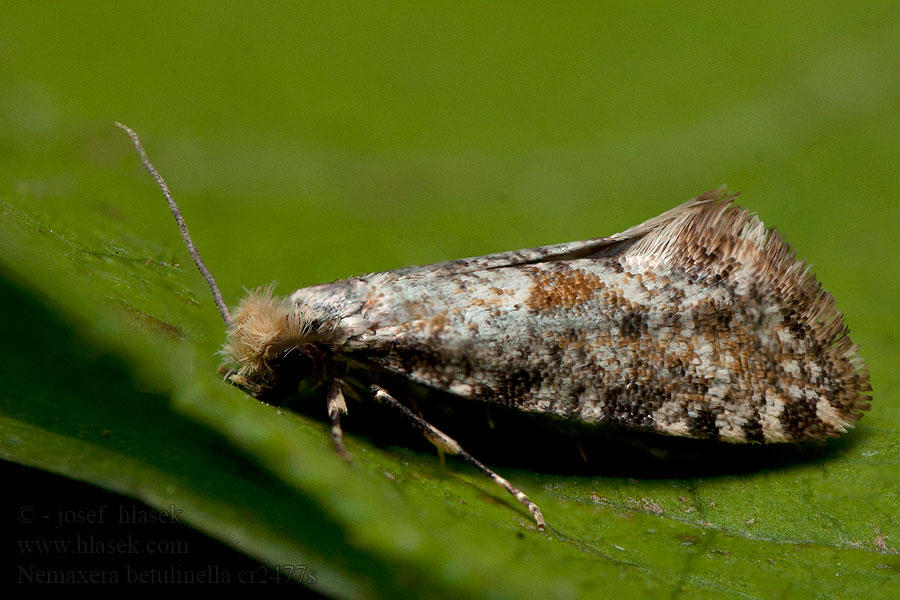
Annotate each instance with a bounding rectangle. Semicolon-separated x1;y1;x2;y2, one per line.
116;122;233;327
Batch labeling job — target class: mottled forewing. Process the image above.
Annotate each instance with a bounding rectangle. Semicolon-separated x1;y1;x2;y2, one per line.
341;192;870;443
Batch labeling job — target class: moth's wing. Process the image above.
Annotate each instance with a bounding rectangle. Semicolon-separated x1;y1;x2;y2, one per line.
385;188;732;278
342;190;870;443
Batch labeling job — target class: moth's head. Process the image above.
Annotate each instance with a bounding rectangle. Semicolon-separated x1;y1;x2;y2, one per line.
218;286;335;400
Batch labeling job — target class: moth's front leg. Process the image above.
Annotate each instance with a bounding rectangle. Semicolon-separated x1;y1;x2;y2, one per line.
370;385;546;531
327;379;351;462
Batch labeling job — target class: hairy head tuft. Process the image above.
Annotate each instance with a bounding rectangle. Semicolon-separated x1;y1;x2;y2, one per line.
221;285;324;394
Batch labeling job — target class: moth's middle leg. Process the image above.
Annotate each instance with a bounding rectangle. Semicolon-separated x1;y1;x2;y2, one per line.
370;384;546;530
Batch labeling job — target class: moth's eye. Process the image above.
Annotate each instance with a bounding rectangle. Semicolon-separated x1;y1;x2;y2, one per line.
253;347;316;403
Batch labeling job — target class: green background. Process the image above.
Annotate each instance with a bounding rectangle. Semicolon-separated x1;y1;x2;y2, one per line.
2;2;898;596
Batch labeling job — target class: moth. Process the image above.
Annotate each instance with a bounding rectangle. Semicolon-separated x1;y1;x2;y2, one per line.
118;123;871;531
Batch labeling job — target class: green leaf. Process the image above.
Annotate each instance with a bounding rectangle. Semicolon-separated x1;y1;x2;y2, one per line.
2;3;899;597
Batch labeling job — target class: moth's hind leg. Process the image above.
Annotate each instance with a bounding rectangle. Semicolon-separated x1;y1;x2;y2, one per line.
327;379;351;462
370;385;545;531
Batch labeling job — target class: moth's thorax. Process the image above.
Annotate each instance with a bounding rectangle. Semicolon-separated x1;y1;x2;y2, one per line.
288;278;372;335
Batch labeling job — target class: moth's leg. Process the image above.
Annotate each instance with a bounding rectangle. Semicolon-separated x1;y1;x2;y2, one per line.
575;440;588;463
327;379;351;462
370;385;545;531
